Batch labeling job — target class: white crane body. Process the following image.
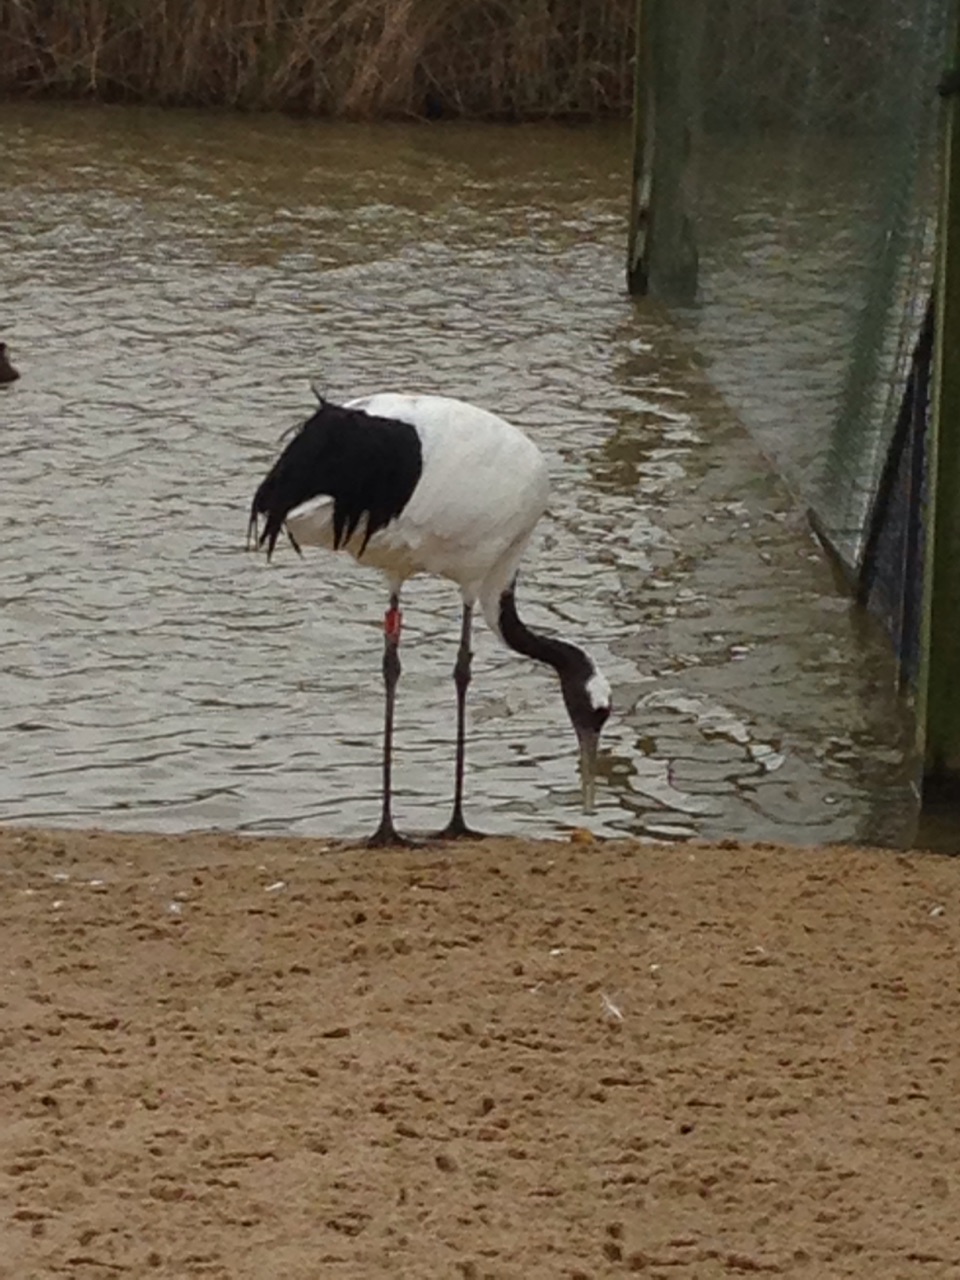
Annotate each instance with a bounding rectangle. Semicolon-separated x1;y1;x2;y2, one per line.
283;394;551;620
249;391;610;843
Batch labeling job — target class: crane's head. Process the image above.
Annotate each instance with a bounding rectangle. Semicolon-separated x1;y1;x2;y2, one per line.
558;660;611;814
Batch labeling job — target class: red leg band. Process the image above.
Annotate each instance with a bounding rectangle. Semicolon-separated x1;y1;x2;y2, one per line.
385;606;402;642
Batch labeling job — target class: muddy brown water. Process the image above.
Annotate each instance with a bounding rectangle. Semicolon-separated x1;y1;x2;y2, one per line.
0;103;916;845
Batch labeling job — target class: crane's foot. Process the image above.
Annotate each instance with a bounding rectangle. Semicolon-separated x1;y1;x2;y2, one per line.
433;811;488;841
366;818;419;849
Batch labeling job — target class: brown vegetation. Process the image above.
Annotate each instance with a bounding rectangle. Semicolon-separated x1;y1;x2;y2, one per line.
0;0;635;119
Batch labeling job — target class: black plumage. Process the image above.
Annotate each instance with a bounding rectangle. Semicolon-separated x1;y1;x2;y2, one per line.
249;399;423;558
249;390;612;843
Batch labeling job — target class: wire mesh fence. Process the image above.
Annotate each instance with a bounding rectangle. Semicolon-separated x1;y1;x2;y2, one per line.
638;0;950;681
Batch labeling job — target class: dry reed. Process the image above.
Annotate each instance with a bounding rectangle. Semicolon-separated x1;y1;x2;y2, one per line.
0;0;636;119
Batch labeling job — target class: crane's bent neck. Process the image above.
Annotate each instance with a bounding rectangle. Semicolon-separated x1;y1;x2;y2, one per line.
484;579;612;762
494;583;594;685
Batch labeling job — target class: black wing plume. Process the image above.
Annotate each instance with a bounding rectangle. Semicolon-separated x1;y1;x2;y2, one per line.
249;400;423;560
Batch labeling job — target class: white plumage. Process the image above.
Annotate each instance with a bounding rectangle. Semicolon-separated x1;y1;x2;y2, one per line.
284;394;550;620
250;391;610;844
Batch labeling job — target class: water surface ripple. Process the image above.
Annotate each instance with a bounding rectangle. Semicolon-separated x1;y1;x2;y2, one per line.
1;105;915;844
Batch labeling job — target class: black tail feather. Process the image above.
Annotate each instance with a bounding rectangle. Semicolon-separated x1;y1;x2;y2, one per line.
248;477;288;560
248;398;423;562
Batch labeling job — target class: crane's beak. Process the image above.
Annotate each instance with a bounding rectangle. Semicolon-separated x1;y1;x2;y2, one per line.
577;728;600;814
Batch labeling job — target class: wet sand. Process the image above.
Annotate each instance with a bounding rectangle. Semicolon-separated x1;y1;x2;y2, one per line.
1;825;958;1279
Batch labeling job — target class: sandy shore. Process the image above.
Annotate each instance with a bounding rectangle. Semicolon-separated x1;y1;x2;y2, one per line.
1;826;958;1279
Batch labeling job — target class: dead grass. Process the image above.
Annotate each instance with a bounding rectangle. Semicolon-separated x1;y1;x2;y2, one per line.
0;0;635;119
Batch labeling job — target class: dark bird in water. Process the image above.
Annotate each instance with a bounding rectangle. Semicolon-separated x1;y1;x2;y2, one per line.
0;343;19;385
249;392;611;846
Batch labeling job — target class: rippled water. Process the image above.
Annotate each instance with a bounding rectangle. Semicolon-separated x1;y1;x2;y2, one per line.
0;103;916;845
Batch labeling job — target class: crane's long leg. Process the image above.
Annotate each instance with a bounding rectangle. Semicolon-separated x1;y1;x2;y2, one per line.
437;602;486;840
368;593;409;847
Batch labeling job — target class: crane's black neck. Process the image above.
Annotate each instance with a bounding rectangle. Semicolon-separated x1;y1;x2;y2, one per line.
496;581;610;741
497;584;593;685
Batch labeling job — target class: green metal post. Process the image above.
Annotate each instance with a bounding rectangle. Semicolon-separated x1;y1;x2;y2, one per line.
626;0;651;294
923;3;960;787
626;0;704;303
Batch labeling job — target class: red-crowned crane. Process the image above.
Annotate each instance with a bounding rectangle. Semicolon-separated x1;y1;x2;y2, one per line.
248;392;611;846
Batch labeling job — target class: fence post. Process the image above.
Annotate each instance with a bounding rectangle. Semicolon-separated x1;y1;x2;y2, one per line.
626;0;651;294
923;1;960;789
626;0;703;303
